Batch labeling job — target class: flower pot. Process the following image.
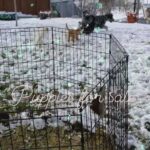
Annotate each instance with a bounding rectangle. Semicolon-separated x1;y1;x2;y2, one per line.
127;12;138;23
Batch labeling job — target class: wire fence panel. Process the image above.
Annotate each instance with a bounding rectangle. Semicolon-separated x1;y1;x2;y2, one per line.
0;26;128;150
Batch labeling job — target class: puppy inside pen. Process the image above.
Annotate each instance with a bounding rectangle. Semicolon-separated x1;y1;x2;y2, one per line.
66;23;82;44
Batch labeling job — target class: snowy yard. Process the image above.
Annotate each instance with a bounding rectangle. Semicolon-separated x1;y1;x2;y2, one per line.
109;22;150;149
0;10;150;149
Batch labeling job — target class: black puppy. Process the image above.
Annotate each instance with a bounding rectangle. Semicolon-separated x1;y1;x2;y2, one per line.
79;10;91;30
94;13;114;29
81;15;95;34
81;13;114;34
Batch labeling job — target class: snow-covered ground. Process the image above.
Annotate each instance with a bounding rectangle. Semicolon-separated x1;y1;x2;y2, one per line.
108;21;150;149
0;10;150;149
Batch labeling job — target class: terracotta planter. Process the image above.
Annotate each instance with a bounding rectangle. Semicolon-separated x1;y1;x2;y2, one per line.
127;12;138;23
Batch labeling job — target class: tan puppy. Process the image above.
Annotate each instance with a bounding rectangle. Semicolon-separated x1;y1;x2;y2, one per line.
66;24;81;44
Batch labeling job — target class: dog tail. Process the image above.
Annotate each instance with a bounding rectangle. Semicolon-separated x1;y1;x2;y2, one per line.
66;23;70;30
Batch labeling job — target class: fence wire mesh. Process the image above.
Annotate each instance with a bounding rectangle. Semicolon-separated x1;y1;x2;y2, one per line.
0;26;128;150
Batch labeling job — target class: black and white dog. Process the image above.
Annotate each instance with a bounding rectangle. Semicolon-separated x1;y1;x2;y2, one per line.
94;13;114;29
80;12;114;34
81;15;95;34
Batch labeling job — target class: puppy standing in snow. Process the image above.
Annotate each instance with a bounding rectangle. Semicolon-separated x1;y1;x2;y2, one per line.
81;12;114;34
34;27;49;48
66;23;81;44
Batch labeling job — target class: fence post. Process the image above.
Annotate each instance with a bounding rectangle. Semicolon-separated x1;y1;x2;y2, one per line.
13;0;18;26
125;55;129;150
109;34;112;71
52;27;55;91
79;106;84;150
108;34;112;125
